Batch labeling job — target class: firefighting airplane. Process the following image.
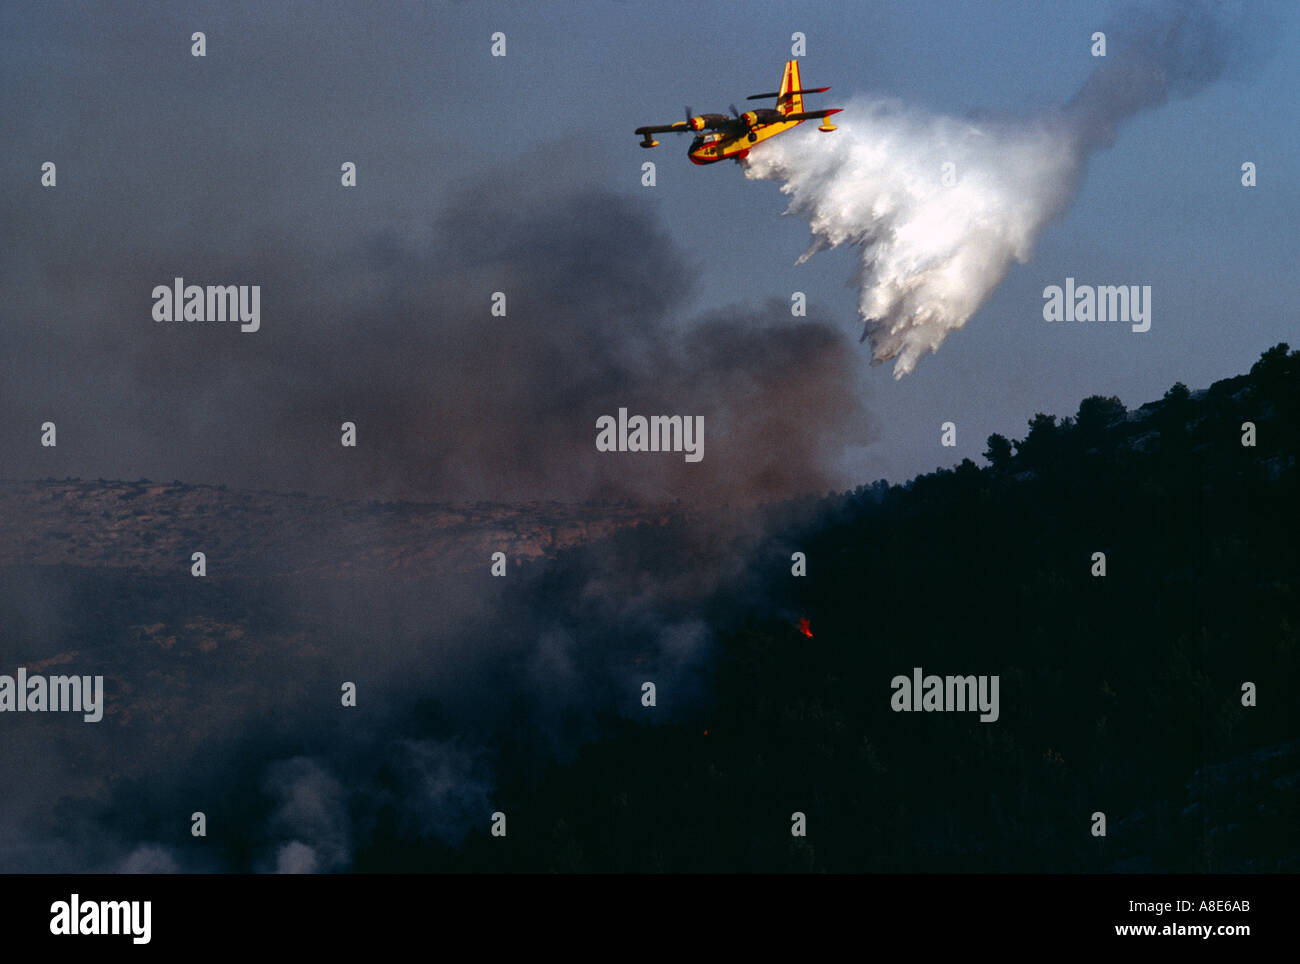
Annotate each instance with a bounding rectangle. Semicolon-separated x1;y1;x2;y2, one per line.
635;59;841;165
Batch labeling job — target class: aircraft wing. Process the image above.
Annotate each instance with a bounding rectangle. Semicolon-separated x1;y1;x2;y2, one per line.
780;109;842;122
634;122;690;135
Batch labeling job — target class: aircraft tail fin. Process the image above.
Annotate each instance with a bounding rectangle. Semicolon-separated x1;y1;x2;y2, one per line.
778;59;802;116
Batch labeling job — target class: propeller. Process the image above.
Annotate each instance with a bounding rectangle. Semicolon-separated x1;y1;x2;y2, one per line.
730;103;740;119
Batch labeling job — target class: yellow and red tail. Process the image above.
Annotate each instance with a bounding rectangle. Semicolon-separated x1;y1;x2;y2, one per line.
777;59;803;117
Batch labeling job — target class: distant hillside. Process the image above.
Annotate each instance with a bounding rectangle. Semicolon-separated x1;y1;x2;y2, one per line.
0;479;680;578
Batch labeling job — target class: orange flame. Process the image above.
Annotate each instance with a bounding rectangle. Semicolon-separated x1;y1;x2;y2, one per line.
797;617;813;638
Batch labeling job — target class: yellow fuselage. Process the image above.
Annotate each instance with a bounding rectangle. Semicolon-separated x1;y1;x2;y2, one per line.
688;119;803;165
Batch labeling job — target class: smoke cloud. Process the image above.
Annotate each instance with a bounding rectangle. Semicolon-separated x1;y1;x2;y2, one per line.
261;757;351;874
743;0;1259;378
0;170;874;503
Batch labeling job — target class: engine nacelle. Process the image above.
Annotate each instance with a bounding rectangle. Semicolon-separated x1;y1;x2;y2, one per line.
742;111;760;128
690;113;729;131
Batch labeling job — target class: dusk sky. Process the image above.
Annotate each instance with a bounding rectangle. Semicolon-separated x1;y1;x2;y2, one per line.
3;0;1295;495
